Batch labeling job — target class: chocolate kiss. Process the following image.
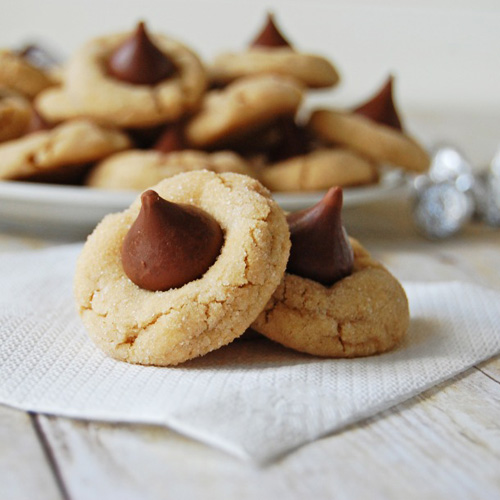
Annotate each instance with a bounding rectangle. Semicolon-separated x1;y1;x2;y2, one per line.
121;190;224;291
107;21;175;85
250;13;292;48
286;187;354;286
153;125;184;153
354;76;403;131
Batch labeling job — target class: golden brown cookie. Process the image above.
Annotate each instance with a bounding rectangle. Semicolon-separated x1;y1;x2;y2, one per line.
209;14;339;89
309;109;430;173
252;238;409;357
86;149;256;190
74;170;291;366
36;25;207;128
259;148;378;192
184;74;304;148
210;50;339;89
0;119;131;182
0;50;55;99
0;88;31;143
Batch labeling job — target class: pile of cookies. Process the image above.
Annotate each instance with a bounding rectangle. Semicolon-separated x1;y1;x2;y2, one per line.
74;169;409;366
0;14;429;191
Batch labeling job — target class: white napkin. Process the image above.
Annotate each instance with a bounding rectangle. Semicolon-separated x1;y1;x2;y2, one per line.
1;244;499;463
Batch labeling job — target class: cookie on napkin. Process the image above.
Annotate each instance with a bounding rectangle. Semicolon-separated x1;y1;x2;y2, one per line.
74;170;290;366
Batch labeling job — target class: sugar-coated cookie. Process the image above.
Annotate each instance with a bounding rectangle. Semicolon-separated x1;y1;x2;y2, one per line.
253;237;409;357
0;119;131;182
74;170;291;366
184;74;303;148
86;149;256;190
36;23;207;128
252;187;409;357
259;148;378;192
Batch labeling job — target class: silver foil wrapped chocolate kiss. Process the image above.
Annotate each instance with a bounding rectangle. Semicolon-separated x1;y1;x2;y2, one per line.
412;146;475;239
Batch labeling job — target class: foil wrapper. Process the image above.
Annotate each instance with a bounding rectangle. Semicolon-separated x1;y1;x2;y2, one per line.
412;146;475;239
473;148;500;226
413;178;474;239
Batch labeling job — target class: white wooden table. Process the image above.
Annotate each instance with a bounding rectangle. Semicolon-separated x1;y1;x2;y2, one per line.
1;193;500;500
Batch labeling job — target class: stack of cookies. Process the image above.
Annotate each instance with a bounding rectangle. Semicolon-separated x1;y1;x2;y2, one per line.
0;14;429;191
74;170;410;366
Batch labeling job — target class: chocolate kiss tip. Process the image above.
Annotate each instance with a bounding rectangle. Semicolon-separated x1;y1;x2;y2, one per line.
251;12;292;48
141;189;160;208
286;186;353;286
107;20;175;85
323;186;343;208
122;190;224;292
354;75;402;131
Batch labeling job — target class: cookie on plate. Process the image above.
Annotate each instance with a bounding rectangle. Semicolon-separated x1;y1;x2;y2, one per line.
252;187;409;357
74;170;291;366
184;74;304;148
0;49;55;99
309;77;430;173
0;119;131;183
86;149;256;190
259;148;378;192
36;22;207;128
210;13;339;89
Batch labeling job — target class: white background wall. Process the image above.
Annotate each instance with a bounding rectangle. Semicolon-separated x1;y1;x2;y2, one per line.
2;0;499;165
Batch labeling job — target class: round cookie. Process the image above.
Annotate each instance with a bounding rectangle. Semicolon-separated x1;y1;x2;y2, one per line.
86;149;256;190
252;238;409;357
0;119;131;182
0;49;55;99
210;49;339;89
0;88;31;143
74;170;291;366
184;74;304;148
209;13;339;89
309;109;430;173
36;30;207;128
259;148;378;192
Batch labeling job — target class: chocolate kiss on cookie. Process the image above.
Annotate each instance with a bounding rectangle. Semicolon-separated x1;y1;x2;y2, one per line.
153;125;184;153
354;76;403;131
286;187;353;286
107;21;176;85
121;190;224;291
250;13;292;48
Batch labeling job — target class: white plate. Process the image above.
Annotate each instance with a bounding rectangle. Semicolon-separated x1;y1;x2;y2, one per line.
0;171;406;237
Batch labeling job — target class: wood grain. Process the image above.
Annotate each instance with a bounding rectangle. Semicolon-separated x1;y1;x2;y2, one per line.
0;405;62;500
36;365;500;500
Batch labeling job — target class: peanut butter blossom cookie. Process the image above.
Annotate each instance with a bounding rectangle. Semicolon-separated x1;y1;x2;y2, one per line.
210;13;339;89
260;148;378;192
252;187;409;357
36;22;207;128
74;170;291;366
86;149;255;190
184;74;304;148
0;119;131;183
309;77;430;173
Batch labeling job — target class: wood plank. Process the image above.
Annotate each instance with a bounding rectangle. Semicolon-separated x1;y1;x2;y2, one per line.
0;405;62;500
37;366;500;500
478;355;500;382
